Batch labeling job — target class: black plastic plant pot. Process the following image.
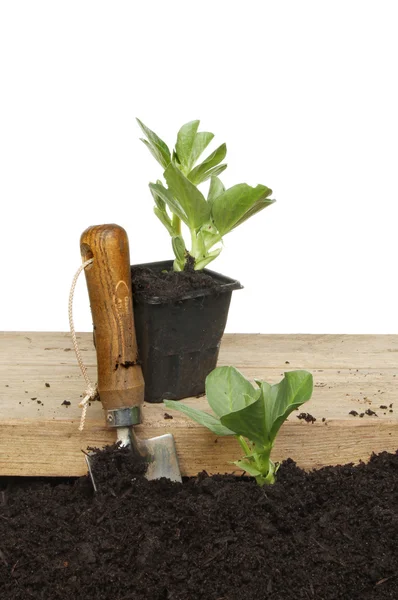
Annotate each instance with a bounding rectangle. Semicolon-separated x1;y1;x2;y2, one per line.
131;260;242;403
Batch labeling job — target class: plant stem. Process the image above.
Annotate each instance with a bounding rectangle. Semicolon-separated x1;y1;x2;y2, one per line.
256;445;271;472
172;214;181;235
190;228;199;260
236;436;276;486
256;459;277;485
236;435;251;456
240;437;269;473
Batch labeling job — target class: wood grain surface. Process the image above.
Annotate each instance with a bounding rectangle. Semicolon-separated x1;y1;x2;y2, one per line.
80;224;144;411
0;332;397;477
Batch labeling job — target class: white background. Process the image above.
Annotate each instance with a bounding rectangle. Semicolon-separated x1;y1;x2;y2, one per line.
0;1;396;334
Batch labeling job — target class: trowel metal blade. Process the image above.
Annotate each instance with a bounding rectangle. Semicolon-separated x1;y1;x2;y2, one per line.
140;433;181;482
85;429;182;492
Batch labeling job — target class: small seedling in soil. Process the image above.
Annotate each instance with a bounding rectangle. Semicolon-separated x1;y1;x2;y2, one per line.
137;118;275;271
165;367;313;486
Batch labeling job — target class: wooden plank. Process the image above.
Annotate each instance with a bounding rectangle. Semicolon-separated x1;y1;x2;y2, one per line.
2;331;398;369
0;332;397;477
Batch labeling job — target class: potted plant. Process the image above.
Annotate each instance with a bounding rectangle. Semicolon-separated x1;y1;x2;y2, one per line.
132;119;275;402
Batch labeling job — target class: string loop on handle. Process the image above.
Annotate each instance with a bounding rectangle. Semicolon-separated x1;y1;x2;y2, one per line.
68;258;99;431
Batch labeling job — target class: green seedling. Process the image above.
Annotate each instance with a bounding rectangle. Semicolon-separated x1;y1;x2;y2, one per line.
165;367;313;485
137;119;275;271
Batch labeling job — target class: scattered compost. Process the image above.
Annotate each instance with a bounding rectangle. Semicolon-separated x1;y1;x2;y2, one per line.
296;411;317;423
1;450;398;599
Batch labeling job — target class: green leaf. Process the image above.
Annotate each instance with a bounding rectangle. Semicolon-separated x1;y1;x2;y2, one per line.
173;259;183;272
164;163;210;229
137;119;171;169
175;120;200;172
234;458;277;485
149;181;188;225
172;235;186;266
151;181;179;236
197;225;222;252
220;371;313;446
196;164;227;184
190;131;214;166
172;149;181;165
150;179;166;211
194;247;222;270
231;196;276;230
205;366;259;418
187;144;227;185
220;397;266;446
164;400;234;436
212;183;274;236
269;371;314;440
154;207;175;236
234;459;262;477
207;176;225;206
140;139;169;170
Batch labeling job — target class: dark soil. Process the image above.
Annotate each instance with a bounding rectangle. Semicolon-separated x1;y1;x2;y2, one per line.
297;412;317;423
88;443;148;493
365;409;378;417
131;265;218;302
1;450;398;600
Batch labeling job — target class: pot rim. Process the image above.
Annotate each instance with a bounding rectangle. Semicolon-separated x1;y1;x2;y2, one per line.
131;259;243;305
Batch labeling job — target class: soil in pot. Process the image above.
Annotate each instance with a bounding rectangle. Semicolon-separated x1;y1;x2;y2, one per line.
131;261;242;403
131;263;219;302
1;449;398;600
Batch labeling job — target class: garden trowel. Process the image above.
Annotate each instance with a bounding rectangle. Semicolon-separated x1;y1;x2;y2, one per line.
80;224;181;490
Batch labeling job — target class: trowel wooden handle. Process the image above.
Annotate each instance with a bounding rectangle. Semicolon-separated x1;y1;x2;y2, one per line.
80;224;144;412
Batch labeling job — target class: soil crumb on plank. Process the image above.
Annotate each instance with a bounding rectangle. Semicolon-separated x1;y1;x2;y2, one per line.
365;408;378;417
1;451;398;599
297;412;316;423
